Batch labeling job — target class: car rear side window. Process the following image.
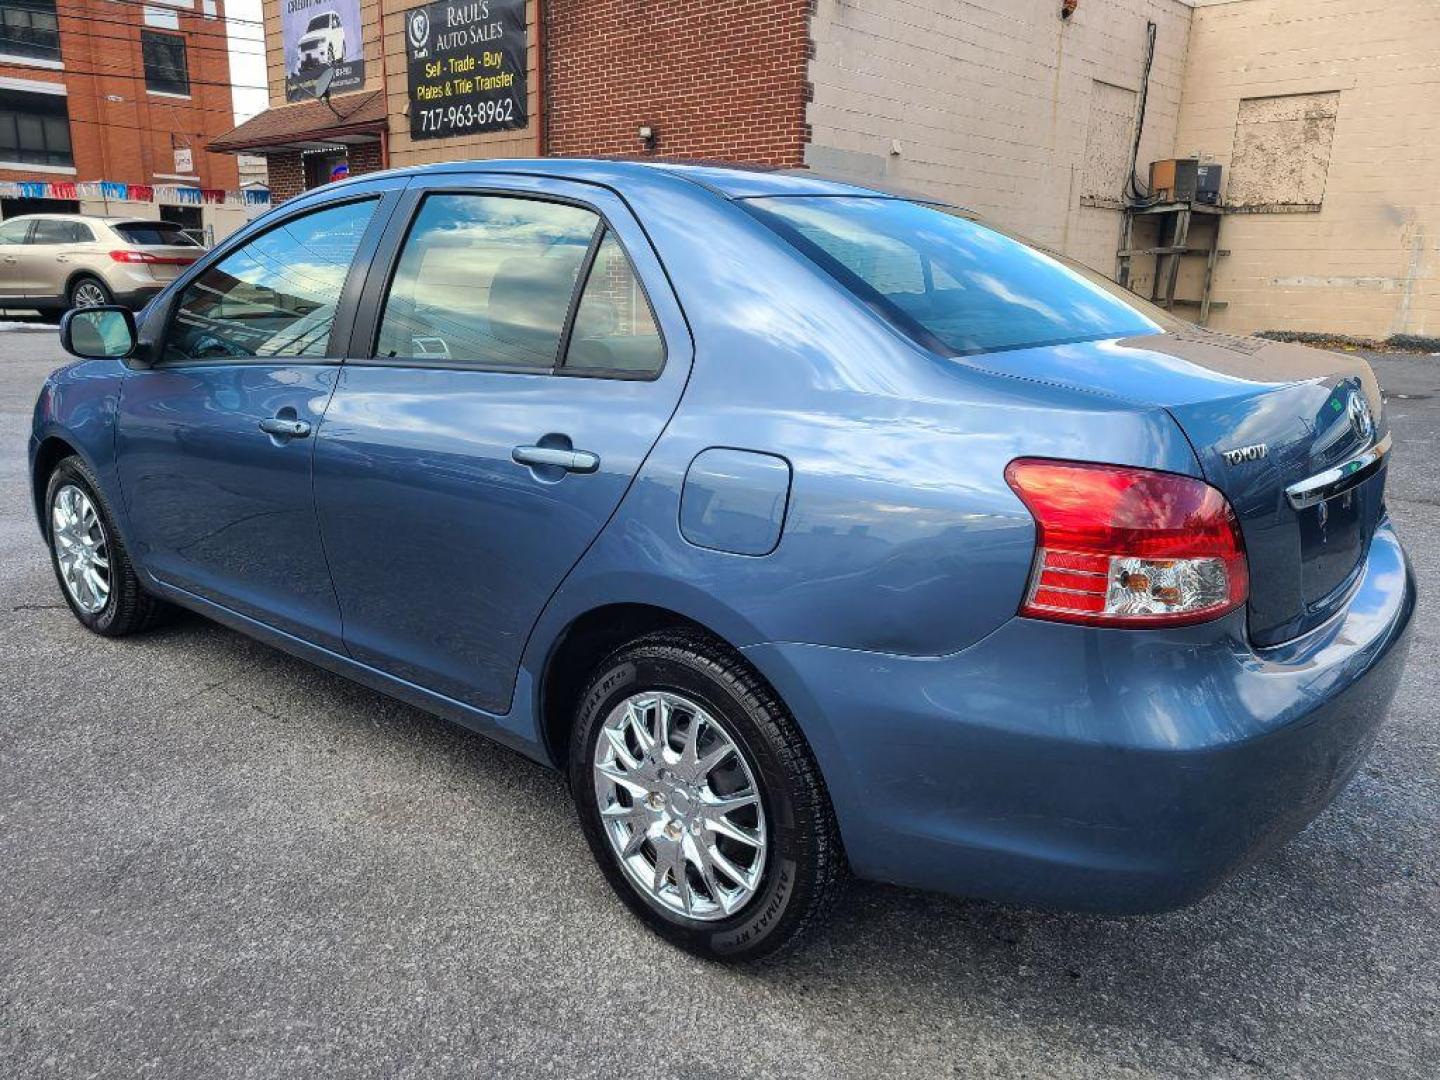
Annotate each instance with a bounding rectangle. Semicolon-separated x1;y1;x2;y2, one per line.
562;229;664;377
744;195;1169;357
30;219;91;243
166;197;377;363
114;222;198;246
375;193;598;369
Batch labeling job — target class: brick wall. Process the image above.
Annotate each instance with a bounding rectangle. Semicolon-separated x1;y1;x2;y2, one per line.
544;0;812;165
348;142;384;175
0;0;240;192
1175;0;1440;339
805;0;1193;278
266;152;305;202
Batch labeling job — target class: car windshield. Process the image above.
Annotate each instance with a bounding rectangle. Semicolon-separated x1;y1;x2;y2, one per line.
113;222;199;247
744;195;1178;357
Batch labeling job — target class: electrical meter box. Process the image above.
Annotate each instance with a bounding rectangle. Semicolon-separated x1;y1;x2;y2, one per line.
1150;159;1224;205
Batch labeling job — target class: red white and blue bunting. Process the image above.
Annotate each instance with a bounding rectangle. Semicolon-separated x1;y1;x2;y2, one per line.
0;180;268;207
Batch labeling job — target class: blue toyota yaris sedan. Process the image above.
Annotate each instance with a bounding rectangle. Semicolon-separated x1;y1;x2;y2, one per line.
30;160;1415;960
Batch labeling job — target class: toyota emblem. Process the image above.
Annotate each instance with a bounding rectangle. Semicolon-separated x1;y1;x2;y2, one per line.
1348;391;1375;443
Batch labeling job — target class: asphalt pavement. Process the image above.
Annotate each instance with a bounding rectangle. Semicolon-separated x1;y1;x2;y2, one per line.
1;326;1436;1079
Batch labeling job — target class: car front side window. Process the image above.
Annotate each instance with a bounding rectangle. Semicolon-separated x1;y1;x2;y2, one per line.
374;193;598;369
165;198;377;364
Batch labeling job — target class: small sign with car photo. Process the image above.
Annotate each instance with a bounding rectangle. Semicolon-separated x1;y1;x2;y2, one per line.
284;0;366;103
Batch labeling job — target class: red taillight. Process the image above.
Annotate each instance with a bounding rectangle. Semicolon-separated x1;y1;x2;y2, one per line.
109;250;195;266
1004;458;1248;628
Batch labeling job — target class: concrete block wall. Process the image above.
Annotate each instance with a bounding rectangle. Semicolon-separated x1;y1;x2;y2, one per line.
804;0;1194;275
1176;0;1440;338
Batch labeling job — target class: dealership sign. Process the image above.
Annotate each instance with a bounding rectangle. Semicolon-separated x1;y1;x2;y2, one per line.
284;0;366;103
406;0;527;139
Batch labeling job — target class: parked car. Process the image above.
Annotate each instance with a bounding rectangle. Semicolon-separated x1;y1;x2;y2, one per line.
295;11;345;71
30;161;1415;961
0;214;201;318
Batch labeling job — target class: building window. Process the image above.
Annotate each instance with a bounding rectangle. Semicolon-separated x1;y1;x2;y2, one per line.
0;0;61;64
0;88;72;166
1227;92;1340;213
142;30;189;96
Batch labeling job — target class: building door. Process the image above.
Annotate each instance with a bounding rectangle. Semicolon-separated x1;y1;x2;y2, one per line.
160;203;206;246
304;150;348;190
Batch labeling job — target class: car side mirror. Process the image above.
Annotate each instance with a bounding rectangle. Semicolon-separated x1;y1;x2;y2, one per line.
60;306;138;360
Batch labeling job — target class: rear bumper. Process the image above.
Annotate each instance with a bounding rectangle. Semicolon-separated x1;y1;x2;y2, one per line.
111;284;163;310
744;518;1416;914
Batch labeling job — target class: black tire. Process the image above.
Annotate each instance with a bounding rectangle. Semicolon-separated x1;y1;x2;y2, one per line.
570;630;845;962
43;455;169;636
67;275;112;311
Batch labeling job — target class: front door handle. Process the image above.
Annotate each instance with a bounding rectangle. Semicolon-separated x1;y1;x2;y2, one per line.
259;416;312;438
512;444;600;474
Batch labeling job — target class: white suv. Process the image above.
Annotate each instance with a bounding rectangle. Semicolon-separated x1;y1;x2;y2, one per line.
295;11;345;71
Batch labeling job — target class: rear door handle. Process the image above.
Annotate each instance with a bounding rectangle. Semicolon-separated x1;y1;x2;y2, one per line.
259;417;312;438
511;444;600;474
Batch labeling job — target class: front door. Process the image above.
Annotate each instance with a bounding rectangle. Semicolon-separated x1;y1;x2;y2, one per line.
116;191;397;649
0;217;34;299
25;217;93;303
314;178;691;714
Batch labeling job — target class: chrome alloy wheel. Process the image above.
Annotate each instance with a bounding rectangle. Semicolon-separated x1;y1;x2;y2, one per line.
592;691;768;921
51;484;111;614
71;281;108;308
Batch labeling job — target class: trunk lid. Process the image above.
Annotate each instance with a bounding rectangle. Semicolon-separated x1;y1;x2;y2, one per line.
134;244;202;282
962;329;1388;647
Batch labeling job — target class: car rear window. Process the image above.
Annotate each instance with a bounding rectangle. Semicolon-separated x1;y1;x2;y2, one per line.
744;195;1171;357
114;222;199;247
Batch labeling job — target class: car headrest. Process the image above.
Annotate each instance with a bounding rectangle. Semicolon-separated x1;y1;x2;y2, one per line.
488;256;575;351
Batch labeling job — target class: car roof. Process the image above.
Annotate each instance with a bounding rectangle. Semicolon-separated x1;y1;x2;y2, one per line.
336;157;927;202
2;213;180;225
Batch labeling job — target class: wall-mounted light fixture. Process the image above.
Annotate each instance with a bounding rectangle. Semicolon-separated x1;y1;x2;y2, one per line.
638;125;657;150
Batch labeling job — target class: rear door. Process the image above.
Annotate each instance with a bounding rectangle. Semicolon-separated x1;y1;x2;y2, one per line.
116;183;402;649
314;174;692;714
